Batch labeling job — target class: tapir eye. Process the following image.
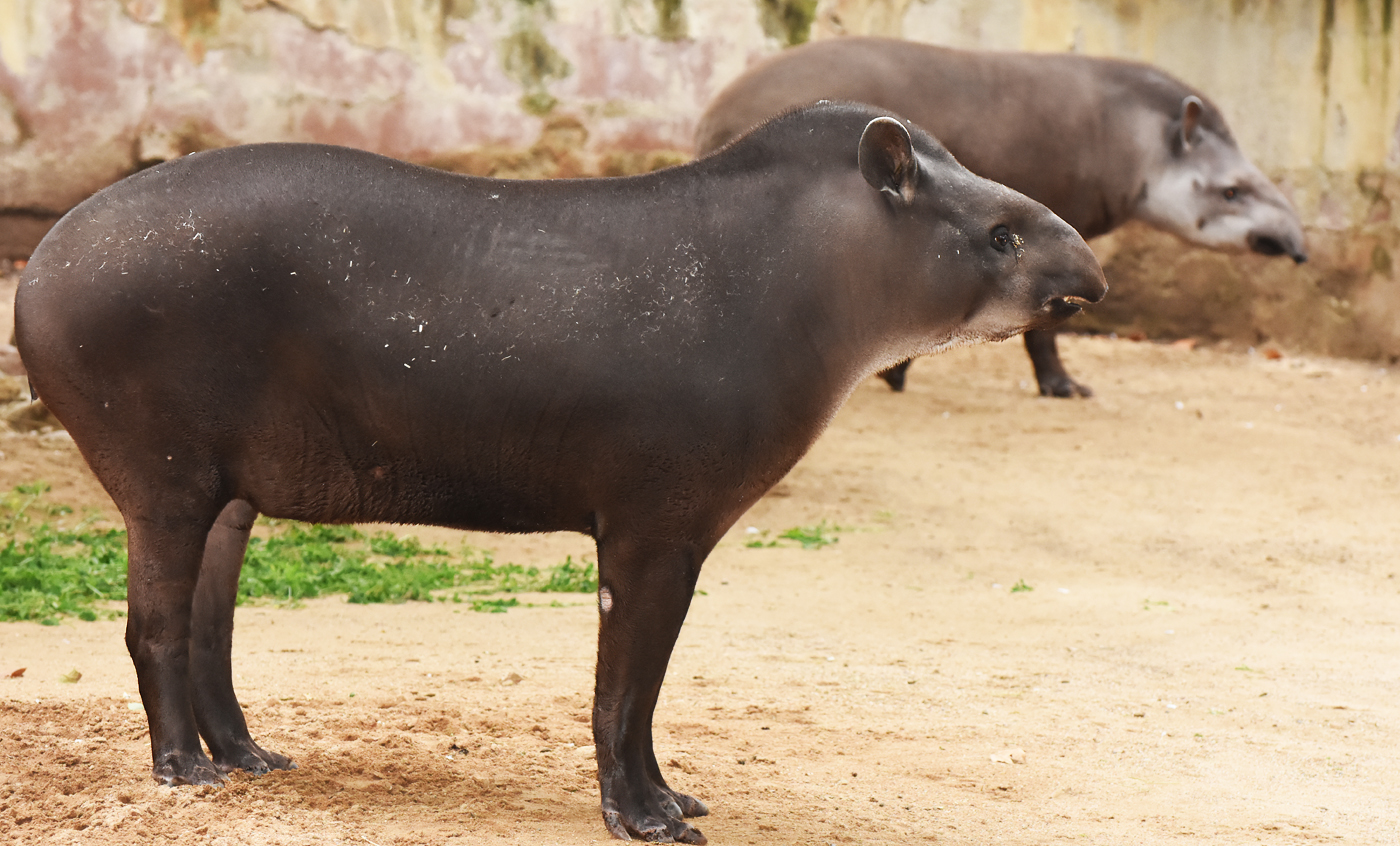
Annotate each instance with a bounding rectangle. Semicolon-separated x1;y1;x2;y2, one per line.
1223;187;1239;201
990;225;1012;253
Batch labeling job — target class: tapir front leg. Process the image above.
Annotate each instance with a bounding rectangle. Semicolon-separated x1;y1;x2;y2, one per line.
593;534;709;844
1025;329;1092;398
189;499;296;775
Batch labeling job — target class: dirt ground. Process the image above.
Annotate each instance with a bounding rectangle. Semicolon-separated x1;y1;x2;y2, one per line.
2;333;1399;845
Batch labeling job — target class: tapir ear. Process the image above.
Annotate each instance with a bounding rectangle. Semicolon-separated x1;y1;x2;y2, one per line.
1179;95;1204;151
859;117;919;204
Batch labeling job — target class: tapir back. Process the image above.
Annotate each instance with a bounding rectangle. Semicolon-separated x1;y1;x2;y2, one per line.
696;37;1221;238
17;105;1104;541
16;138;875;535
20;147;742;530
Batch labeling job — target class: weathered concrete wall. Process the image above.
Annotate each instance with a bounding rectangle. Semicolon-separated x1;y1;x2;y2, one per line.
0;2;753;202
1;0;1397;359
0;0;782;256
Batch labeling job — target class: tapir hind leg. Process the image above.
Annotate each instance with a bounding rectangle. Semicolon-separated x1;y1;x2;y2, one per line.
1024;329;1092;398
124;502;227;786
189;499;296;774
593;533;709;845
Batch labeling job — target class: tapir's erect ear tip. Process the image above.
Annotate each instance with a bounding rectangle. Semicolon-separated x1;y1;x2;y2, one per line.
859;116;918;204
1179;95;1204;151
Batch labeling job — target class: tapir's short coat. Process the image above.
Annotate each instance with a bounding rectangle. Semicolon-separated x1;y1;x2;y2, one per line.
15;103;1104;843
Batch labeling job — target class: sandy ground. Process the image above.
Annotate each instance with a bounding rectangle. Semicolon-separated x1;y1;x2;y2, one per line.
2;335;1399;846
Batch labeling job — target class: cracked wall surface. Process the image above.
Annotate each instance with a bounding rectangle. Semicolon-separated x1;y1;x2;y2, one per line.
0;0;1397;358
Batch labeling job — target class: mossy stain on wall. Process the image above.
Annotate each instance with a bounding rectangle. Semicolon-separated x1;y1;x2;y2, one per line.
757;0;817;46
164;0;221;60
1317;0;1336;98
500;4;573;116
1372;244;1393;276
177;0;220;36
654;0;688;41
1355;0;1398;32
444;0;477;19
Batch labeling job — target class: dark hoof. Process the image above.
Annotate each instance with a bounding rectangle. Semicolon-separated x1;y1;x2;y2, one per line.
878;360;911;392
602;797;708;844
153;750;226;786
669;789;709;818
1038;375;1092;398
214;741;297;775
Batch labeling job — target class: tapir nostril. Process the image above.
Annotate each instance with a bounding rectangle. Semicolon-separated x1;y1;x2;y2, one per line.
1040;271;1108;315
1072;276;1109;306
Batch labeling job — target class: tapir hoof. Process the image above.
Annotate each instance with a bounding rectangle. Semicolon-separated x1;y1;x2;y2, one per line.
669;790;709;819
601;787;709;843
878;359;912;392
153;750;227;787
1038;374;1092;399
213;742;297;776
602;809;707;844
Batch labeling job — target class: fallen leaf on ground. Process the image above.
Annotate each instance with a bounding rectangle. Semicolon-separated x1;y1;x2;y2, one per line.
990;747;1026;764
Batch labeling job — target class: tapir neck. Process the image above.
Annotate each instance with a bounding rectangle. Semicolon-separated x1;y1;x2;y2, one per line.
679;161;898;382
1117;109;1183;237
1050;108;1162;241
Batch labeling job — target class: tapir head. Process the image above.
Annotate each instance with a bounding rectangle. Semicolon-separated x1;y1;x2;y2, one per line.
1136;96;1308;263
855;116;1108;354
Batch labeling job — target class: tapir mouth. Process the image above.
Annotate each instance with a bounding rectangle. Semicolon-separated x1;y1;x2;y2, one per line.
1040;285;1107;322
1042;295;1092;321
1032;254;1108;327
1249;233;1308;264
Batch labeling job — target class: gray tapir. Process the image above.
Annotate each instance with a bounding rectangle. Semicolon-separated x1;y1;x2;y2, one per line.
14;102;1105;844
696;36;1307;397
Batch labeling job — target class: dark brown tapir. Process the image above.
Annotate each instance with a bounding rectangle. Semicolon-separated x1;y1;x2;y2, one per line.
696;37;1308;397
14;102;1105;843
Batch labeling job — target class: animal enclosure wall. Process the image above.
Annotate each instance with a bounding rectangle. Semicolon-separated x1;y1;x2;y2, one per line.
0;0;1396;358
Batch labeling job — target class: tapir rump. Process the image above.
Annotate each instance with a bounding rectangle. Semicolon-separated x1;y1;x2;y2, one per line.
697;37;1307;397
15;103;1105;844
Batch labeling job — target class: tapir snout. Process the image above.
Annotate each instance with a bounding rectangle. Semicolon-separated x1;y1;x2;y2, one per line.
1032;225;1109;328
1039;268;1108;324
970;184;1106;334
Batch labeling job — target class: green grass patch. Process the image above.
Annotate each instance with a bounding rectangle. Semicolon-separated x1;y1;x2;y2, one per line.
1;485;597;623
778;520;841;550
467;597;520;614
745;520;842;550
0;483;128;625
1010;579;1034;593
